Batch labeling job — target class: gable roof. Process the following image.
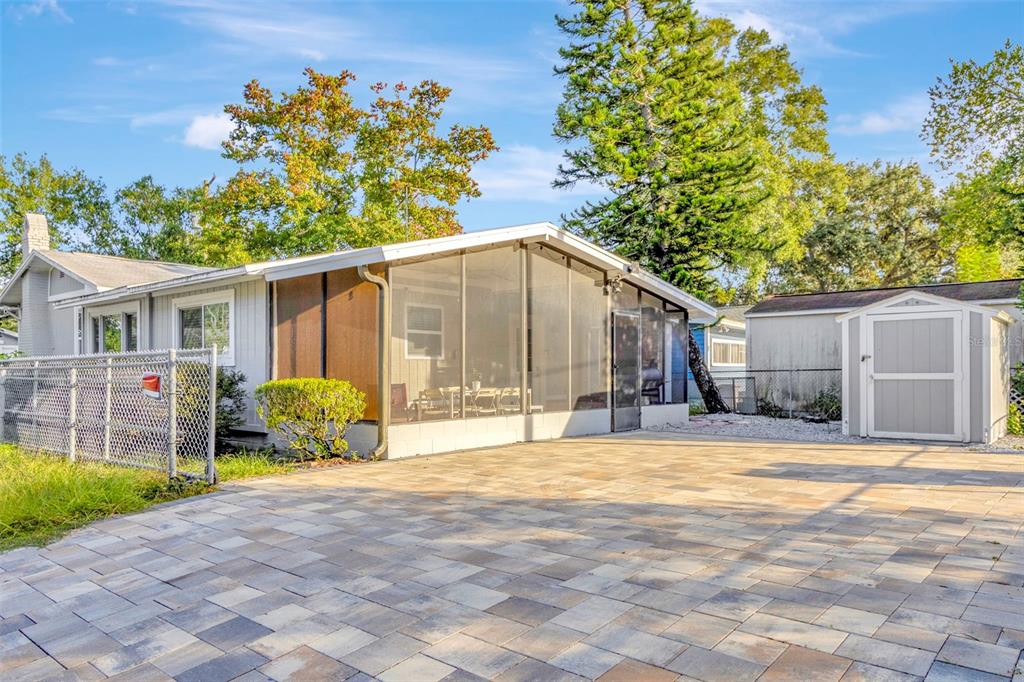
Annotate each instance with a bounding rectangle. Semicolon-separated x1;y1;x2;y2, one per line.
52;222;717;318
0;250;214;305
747;279;1023;316
43;252;213;289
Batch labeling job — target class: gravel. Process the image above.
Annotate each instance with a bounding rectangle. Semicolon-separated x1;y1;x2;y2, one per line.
649;412;862;443
970;434;1024;453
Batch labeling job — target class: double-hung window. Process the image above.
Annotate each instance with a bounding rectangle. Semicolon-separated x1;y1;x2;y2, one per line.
711;338;746;366
405;304;444;359
88;303;139;353
173;290;235;365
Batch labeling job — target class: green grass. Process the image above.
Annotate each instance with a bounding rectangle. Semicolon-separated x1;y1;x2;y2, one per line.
215;450;295;481
0;445;207;551
0;445;302;552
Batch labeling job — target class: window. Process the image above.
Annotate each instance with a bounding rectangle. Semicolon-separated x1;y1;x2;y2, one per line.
711;338;746;366
88;305;138;353
406;304;444;359
173;290;235;364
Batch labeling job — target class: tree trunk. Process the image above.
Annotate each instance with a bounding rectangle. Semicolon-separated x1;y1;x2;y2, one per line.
688;330;730;413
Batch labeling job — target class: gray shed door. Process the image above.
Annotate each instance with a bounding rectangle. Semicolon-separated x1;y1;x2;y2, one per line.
867;312;962;440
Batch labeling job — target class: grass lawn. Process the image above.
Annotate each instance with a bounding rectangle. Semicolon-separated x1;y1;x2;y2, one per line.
0;446;294;551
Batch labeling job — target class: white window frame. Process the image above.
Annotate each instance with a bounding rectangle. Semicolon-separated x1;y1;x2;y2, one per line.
86;301;141;354
405;302;444;360
172;289;236;366
710;337;746;367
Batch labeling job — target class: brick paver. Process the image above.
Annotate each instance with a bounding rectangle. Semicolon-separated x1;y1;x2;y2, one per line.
1;432;1022;680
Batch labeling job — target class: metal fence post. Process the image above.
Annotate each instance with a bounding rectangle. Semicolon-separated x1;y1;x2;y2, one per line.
68;366;77;462
167;348;178;479
788;369;794;418
31;360;39;449
103;357;113;461
0;366;6;443
205;345;217;484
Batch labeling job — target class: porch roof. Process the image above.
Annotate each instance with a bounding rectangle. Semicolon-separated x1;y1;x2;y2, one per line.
54;223;716;317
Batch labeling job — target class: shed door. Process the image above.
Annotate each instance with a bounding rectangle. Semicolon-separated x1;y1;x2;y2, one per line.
866;312;963;441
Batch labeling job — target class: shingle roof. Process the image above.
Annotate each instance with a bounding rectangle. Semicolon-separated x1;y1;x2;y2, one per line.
717;304;751;324
748;279;1023;315
44;251;214;289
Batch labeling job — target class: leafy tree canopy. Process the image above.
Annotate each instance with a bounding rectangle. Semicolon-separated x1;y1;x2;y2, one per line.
554;0;767;299
208;69;498;264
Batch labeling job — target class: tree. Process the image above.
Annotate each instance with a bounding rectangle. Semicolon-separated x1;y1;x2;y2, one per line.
923;40;1023;276
710;23;848;301
209;69;497;264
554;0;766;299
0;154;113;277
776;162;950;292
107;176;213;265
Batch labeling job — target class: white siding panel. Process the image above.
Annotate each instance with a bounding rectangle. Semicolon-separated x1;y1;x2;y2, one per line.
747;313;841;371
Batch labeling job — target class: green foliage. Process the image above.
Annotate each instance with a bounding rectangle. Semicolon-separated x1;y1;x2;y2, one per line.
0;445;206;550
0;153;114;277
255;378;366;461
215;449;295;480
214;368;249;452
1007;403;1023;437
553;0;767;298
805;388;841;421
207;70;498;265
775;161;950;292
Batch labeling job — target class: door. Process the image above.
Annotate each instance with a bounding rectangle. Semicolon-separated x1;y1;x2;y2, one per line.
612;311;640;431
866;311;963;441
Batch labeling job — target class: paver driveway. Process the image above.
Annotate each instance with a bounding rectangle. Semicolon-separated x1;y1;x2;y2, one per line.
2;433;1023;681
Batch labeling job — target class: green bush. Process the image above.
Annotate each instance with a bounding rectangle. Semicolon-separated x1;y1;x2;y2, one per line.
255;378;366;461
1008;404;1023;436
215;368;249;452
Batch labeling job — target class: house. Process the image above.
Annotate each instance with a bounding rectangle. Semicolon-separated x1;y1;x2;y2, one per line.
746;280;1022;443
1;214;715;458
687;305;748;409
0;329;17;355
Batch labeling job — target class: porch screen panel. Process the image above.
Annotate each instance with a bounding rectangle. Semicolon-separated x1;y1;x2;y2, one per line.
465;247;522;418
667;311;688;404
391;255;463;421
528;247;570;412
570;260;608;410
275;274;322;379
326;267;379;421
640;293;666;404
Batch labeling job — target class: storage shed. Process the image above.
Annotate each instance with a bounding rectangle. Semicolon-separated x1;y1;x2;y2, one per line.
837;290;1014;444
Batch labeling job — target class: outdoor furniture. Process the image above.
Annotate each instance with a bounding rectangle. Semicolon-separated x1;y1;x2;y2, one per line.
412;388;451;420
468;387;500;416
641;366;664;404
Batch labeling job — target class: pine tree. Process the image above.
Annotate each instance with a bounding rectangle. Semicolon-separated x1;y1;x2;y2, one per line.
554;0;766;299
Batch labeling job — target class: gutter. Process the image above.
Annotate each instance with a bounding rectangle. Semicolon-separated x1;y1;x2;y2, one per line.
357;265;389;460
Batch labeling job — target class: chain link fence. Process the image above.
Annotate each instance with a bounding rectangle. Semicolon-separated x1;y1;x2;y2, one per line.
0;348;217;482
713;368;842;421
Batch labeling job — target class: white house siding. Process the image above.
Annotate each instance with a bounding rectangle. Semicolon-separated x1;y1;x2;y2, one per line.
48;269;87;297
149;279;269;429
20;269;53;355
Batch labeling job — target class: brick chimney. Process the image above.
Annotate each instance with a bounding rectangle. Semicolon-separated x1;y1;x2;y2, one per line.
22;213;50;258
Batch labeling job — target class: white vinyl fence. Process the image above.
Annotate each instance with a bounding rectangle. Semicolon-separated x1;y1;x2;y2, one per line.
0;348;217;483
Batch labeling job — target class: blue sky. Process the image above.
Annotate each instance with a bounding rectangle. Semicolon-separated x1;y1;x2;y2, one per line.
2;0;1021;232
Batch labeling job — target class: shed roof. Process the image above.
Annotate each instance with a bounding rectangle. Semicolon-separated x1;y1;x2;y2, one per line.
747;279;1023;316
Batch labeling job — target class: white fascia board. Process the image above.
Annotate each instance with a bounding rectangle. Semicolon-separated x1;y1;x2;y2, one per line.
1;251;97;305
745;307;853;319
52;267;256;309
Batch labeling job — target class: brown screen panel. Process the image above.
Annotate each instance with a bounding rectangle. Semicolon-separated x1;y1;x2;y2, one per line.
275;274;323;379
326;268;379;421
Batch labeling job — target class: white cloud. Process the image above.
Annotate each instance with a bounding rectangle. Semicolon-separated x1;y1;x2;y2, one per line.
474;145;600;203
183;113;234;150
835;94;930;135
9;0;71;22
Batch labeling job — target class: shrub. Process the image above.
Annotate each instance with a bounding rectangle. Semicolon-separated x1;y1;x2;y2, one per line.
215;368;249;452
806;388;841;421
1008;404;1023;436
255;378;366;461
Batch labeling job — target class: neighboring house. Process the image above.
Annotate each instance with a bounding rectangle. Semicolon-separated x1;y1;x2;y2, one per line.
2;214;715;458
0;328;17;354
687;305;748;408
746;280;1022;443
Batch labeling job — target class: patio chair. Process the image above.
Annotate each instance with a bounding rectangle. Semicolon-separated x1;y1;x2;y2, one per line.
641;366;664;405
412;388;450;420
468;388;500;417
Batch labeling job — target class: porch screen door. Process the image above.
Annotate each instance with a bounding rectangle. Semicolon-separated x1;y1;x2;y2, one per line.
612;311;641;431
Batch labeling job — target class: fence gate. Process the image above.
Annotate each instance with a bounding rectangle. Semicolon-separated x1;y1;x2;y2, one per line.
0;348;217;482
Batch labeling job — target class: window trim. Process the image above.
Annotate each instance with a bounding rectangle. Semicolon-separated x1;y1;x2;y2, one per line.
172;289;236;366
710;337;746;367
405;302;444;360
86;301;141;354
